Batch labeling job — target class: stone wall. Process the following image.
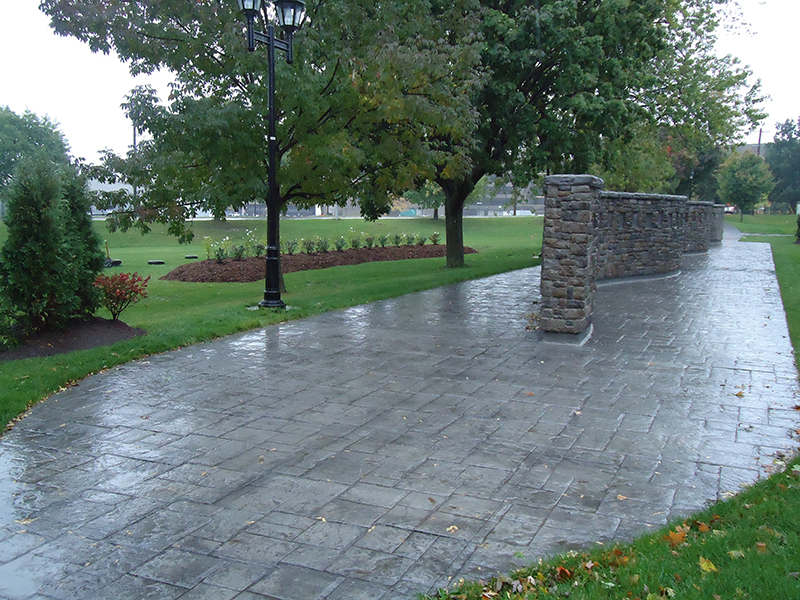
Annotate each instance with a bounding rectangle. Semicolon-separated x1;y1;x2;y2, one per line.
596;191;685;279
540;175;725;336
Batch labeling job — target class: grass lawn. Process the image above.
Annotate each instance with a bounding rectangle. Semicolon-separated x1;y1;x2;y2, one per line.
0;216;543;429
423;214;800;600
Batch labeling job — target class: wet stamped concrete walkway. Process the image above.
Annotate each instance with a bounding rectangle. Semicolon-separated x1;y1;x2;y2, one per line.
1;226;798;599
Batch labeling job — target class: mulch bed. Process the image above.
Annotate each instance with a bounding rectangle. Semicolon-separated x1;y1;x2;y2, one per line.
0;316;146;362
161;244;477;283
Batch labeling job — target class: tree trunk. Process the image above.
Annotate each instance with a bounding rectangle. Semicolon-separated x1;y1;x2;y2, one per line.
440;178;476;268
432;207;439;220
445;200;465;267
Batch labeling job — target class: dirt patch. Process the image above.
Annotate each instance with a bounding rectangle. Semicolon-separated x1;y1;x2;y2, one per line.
0;317;146;362
161;244;476;283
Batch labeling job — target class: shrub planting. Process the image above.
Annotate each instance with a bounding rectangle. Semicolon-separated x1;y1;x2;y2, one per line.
94;272;150;321
0;156;103;336
301;238;316;254
283;239;298;255
334;236;347;251
231;245;246;260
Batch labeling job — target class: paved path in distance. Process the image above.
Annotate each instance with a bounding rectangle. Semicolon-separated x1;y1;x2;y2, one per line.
1;225;798;599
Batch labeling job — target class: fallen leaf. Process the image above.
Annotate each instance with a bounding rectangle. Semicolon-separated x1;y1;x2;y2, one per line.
554;566;572;580
525;392;535;396
446;525;459;533
734;391;745;398
728;549;746;559
617;495;629;500
696;521;710;532
699;557;717;573
756;542;768;554
665;528;687;547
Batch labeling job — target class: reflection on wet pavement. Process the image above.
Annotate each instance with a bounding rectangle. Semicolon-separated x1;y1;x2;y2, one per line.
0;225;797;599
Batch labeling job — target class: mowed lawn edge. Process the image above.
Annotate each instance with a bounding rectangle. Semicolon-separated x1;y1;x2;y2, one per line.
0;216;543;430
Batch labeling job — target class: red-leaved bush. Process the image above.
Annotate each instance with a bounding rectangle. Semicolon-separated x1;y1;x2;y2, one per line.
94;272;151;320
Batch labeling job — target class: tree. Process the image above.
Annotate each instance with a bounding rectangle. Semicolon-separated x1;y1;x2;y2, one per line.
42;0;481;245
598;0;765;199
717;151;774;221
430;0;666;267
0;156;74;333
765;118;800;214
403;181;444;220
62;169;106;317
0;107;70;218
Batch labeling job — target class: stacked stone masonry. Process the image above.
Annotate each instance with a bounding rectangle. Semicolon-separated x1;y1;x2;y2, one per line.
540;175;725;335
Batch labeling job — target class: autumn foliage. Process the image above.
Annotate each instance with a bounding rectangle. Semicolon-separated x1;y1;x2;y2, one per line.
94;272;150;320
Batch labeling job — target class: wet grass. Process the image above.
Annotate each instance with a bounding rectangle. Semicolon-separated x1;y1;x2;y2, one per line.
0;216;543;430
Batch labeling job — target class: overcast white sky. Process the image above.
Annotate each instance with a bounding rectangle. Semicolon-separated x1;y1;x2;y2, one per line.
0;0;797;162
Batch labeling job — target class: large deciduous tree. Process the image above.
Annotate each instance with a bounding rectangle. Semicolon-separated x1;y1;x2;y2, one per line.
717;151;774;221
432;0;666;267
765;118;800;214
41;0;481;244
598;0;765;200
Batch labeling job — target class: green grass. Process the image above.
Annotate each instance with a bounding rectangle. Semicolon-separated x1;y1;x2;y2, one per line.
0;216;542;429
724;213;797;235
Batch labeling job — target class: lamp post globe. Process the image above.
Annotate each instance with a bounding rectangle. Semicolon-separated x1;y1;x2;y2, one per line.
275;0;306;33
236;0;262;17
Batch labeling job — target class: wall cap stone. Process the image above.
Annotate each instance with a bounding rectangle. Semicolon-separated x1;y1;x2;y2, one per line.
546;174;604;187
602;191;686;202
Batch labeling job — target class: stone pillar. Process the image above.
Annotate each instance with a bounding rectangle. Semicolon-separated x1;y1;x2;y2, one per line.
539;175;603;337
712;205;725;243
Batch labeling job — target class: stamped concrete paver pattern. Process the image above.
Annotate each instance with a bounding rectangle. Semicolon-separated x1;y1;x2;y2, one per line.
1;226;798;599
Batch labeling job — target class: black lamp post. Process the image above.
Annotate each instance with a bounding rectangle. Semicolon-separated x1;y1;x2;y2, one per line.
236;0;306;309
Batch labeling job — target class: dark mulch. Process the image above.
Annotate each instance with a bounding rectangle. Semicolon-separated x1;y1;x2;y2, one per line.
161;244;476;283
0;317;146;362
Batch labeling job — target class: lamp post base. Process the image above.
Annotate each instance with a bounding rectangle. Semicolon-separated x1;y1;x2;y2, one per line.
258;298;287;309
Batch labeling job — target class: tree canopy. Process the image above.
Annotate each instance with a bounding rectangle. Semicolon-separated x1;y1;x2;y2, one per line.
0;107;70;212
597;0;765;200
717;150;774;220
765;118;800;213
430;0;667;265
40;0;767;267
41;0;482;243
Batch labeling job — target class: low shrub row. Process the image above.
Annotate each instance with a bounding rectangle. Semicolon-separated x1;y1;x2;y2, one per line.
200;230;442;260
284;230;441;255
